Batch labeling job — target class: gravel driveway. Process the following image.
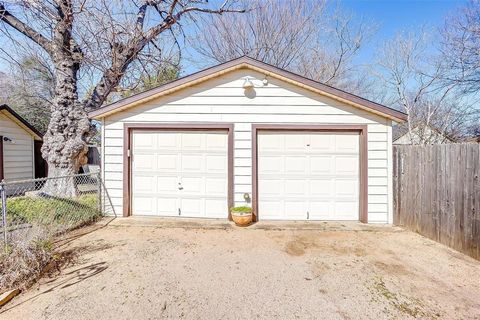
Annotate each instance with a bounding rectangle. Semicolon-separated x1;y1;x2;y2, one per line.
1;218;479;320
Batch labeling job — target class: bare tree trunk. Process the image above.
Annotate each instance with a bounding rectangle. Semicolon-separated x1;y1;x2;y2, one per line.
41;30;91;197
1;1;245;198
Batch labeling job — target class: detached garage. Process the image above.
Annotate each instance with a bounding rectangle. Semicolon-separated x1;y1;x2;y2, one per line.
89;56;407;223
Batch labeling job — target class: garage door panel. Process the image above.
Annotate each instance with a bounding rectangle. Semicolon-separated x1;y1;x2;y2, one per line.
156;154;178;171
284;201;307;219
205;199;227;218
258;201;283;219
258;131;359;221
157;133;178;148
335;180;358;197
335;134;358;152
157;176;178;193
152;197;178;216
259;179;283;196
336;156;359;175
334;202;359;218
310;156;334;174
285;156;307;174
180;198;203;217
310;134;334;151
133;175;156;192
258;134;284;152
132;130;228;218
206;133;227;149
181;177;203;194
206;155;227;172
285;134;308;150
134;133;156;148
258;156;283;173
133;154;156;170
285;179;307;195
181;133;204;149
181;155;203;171
205;178;227;195
310;179;334;197
309;201;333;219
132;196;157;215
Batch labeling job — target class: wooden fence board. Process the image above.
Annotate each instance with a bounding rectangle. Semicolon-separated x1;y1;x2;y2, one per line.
393;144;480;260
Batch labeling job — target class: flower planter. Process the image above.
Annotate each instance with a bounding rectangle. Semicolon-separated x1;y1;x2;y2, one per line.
230;207;253;227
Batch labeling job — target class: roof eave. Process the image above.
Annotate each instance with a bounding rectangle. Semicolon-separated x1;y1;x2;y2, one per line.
0;104;43;140
88;56;408;122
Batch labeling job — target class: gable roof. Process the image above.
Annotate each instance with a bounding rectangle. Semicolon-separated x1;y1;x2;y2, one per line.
393;123;455;143
0;104;43;140
88;56;408;122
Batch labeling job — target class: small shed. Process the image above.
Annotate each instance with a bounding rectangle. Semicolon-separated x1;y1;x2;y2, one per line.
89;56;407;223
0;104;44;181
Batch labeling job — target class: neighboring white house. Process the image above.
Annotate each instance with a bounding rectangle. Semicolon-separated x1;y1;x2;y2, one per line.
0;104;43;181
89;56;407;224
393;124;454;145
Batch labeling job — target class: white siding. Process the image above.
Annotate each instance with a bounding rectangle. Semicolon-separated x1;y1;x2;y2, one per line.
102;69;394;223
0;112;34;181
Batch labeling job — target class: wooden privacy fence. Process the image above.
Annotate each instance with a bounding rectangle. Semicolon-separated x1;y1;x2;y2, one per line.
393;144;480;260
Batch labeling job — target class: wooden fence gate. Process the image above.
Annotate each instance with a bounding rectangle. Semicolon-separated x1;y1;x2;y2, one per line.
393;144;480;259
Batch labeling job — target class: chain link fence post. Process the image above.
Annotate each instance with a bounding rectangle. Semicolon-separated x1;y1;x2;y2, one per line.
1;181;7;249
97;171;102;213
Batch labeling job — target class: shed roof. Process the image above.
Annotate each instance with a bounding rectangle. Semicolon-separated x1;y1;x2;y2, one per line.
0;104;43;140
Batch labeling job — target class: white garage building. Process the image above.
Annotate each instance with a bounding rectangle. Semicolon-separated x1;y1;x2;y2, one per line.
89;57;407;223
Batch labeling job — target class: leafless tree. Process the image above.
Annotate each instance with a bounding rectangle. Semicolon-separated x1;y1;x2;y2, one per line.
441;0;480;94
0;0;244;195
193;0;375;93
375;31;477;144
0;55;53;133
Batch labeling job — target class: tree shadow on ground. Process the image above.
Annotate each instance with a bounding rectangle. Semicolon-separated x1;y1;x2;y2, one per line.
0;259;108;313
0;235;114;314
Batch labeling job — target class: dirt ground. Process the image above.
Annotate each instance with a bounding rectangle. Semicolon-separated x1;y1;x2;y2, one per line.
1;218;479;320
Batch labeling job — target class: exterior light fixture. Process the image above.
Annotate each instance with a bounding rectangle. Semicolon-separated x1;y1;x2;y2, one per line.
242;78;254;89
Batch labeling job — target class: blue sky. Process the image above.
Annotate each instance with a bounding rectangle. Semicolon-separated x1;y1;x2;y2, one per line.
0;0;468;76
180;0;467;75
331;0;466;65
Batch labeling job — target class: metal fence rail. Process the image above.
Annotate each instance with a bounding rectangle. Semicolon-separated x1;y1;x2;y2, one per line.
0;172;116;247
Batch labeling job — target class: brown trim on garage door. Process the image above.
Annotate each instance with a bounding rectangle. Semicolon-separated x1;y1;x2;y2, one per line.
251;124;368;223
123;123;234;218
0;136;4;181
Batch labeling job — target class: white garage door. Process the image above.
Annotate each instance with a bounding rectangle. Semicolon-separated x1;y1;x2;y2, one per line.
258;131;359;220
131;130;228;218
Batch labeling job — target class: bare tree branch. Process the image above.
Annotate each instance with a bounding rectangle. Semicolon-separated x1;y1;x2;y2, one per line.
84;0;245;110
0;3;53;54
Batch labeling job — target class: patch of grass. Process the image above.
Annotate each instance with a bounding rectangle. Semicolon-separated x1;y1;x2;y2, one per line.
1;193;103;292
371;277;430;318
373;277;397;301
6;193;102;229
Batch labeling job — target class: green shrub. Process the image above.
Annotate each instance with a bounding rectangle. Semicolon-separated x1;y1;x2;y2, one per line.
6;193;102;229
230;206;252;213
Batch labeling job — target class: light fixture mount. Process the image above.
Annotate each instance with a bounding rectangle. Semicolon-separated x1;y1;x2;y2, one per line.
243;78;254;89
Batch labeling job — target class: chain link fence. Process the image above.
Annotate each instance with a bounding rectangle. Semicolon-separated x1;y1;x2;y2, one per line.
0;173;116;291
